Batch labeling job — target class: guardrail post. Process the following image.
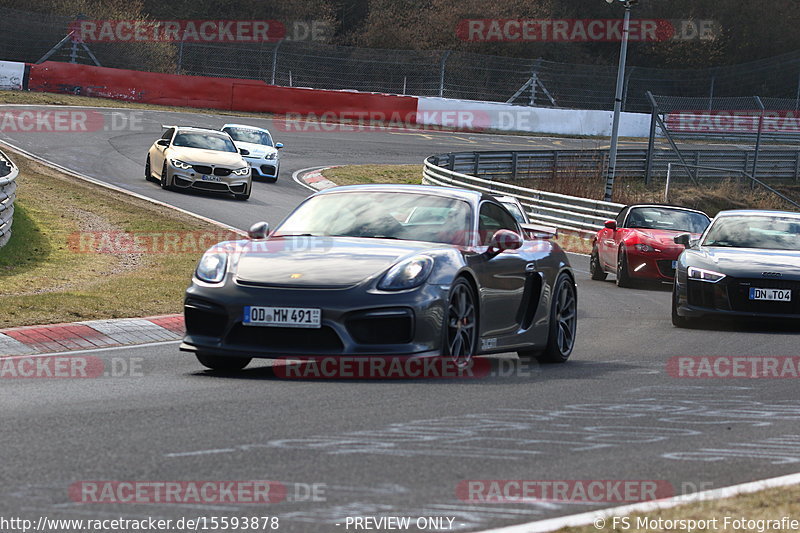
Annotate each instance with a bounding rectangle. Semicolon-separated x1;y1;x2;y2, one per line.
752;96;765;184
795;152;800;183
511;152;518;181
447;153;455;170
552;151;559;180
473;152;481;177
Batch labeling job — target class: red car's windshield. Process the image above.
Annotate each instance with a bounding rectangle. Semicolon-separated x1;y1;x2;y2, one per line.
627;207;710;234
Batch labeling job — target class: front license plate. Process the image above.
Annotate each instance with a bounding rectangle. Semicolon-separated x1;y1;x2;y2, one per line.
749;287;792;302
243;306;321;328
201;175;222;182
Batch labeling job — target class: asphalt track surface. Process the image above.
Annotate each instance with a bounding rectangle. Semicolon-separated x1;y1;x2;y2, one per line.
1;106;799;532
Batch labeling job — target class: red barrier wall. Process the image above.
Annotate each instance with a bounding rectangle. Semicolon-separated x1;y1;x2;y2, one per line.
28;62;418;119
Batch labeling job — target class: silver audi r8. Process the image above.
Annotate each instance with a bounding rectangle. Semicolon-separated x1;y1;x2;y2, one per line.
181;185;577;371
672;209;800;327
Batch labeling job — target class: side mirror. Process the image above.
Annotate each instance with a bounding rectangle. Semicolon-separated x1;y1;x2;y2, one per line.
674;233;691;248
604;220;617;230
156;139;169;147
275;143;284;149
487;230;523;255
248;221;269;240
239;148;250;156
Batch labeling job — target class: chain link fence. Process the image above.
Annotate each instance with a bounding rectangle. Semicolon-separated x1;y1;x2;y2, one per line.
2;6;800;113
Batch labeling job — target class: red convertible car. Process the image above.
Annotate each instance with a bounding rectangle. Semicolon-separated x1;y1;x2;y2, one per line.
590;204;711;287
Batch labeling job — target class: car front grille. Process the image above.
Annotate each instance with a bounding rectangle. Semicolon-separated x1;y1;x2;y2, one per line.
687;277;800;316
214;168;233;176
657;260;676;278
192;181;230;192
260;165;277;175
229;183;247;193
185;299;228;337
346;309;414;345
226;324;345;353
727;278;800;315
192;165;212;174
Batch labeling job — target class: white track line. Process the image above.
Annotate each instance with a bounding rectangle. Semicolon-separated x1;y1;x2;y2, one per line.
478;471;800;533
1;340;181;359
292;165;328;192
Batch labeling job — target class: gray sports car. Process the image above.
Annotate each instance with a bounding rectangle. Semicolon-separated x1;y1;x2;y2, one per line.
181;185;577;371
672;209;800;327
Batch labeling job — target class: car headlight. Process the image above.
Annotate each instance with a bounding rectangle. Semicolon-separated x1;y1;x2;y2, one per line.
196;250;229;283
634;243;658;252
232;166;250;176
687;266;726;283
265;153;277;160
378;256;434;291
171;159;193;170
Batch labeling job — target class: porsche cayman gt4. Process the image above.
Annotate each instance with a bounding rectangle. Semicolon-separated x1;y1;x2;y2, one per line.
180;185;577;371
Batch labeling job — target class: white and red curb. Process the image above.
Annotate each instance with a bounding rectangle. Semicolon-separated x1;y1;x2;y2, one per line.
0;315;184;356
293;166;338;192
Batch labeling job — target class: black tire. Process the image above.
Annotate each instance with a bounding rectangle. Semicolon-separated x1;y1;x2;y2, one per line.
671;285;691;328
534;273;577;363
145;156;155;182
160;162;172;190
196;353;251;371
442;277;478;368
616;247;633;288
590;245;608;281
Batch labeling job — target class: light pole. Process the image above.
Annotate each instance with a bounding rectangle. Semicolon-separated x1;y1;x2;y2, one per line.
603;0;637;202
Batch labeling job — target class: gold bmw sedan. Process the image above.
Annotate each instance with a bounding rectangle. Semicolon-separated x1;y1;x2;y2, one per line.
146;126;253;201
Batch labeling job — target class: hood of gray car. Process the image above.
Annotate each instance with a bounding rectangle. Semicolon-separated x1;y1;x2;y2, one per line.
234;236;442;288
686;247;800;280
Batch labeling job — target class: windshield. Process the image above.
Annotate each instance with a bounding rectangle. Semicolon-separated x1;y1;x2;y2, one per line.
274;192;473;245
627;207;710;233
173;133;238;152
702;215;800;250
501;202;526;223
223;127;273;147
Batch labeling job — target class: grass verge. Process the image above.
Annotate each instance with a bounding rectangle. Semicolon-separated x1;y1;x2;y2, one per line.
0;147;227;328
559;482;800;532
0;90;279;119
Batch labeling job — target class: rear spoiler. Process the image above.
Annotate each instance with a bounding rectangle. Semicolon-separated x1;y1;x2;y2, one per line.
521;223;558;239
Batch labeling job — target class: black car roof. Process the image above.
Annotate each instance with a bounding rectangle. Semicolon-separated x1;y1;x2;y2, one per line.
316;184;486;203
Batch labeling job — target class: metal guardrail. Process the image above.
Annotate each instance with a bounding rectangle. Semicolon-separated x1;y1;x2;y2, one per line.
423;157;623;234
0;149;18;248
430;148;800;183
